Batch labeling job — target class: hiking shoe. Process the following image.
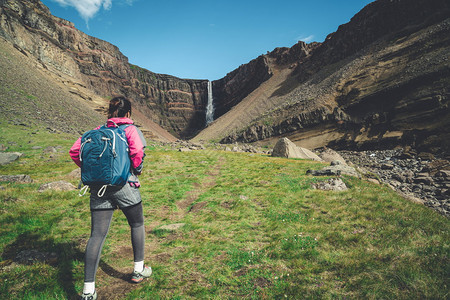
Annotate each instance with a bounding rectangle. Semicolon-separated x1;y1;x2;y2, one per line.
131;266;152;283
80;290;97;300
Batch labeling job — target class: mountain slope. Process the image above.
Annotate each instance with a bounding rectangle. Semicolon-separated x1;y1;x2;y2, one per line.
0;36;104;133
0;0;203;140
0;35;177;141
193;57;293;142
196;0;450;155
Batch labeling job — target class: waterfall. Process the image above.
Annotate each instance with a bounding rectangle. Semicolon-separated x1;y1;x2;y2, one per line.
206;81;215;126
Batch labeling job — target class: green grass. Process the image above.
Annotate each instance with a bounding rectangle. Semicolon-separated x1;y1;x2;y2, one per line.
0;122;449;299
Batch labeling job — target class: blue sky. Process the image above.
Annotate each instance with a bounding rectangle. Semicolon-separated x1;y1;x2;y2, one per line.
40;0;374;80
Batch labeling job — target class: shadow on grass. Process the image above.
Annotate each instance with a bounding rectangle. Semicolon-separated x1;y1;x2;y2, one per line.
1;232;83;299
2;232;136;298
99;260;131;282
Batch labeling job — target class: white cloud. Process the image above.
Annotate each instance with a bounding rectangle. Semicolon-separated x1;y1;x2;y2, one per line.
52;0;113;21
297;35;315;43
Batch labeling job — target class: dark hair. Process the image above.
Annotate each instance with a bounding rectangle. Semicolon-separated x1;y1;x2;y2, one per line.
107;96;132;118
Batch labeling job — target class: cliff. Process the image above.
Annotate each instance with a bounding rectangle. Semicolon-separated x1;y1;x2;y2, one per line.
0;0;207;139
196;0;450;155
211;55;273;119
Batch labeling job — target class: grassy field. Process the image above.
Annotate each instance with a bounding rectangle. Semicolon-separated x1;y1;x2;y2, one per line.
0;122;448;299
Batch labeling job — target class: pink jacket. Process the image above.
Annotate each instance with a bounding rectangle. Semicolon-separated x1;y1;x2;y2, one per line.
69;118;145;172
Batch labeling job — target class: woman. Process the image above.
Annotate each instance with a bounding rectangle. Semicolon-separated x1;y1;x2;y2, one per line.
70;96;151;300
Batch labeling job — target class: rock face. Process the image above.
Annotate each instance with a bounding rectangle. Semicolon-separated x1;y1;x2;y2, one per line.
205;0;450;156
210;41;320;121
271;137;322;161
212;55;273;119
0;0;209;139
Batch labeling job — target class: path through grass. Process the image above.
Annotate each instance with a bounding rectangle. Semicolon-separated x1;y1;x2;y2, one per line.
0;123;448;299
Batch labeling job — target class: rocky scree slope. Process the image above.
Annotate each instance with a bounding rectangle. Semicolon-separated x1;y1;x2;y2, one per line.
0;37;104;134
338;148;450;217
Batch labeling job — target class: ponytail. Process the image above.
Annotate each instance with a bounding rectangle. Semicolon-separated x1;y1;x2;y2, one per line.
108;96;132;118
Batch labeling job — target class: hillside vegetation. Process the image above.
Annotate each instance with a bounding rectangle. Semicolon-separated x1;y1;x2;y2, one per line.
0;1;449;299
0;121;448;299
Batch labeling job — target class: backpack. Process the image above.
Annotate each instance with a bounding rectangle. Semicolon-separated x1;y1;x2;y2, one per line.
78;122;131;197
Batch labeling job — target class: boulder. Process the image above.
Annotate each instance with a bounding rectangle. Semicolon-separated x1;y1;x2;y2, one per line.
0;152;23;165
38;181;76;192
418;152;435;161
43;146;58;153
68;168;81;178
436;170;450;178
319;149;347;165
381;163;395;170
307;161;360;178
0;174;32;183
311;178;348;191
414;176;434;185
307;169;341;176
327;164;360;178
272;138;322;161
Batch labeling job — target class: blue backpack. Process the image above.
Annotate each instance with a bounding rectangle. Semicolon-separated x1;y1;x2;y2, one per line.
79;122;131;197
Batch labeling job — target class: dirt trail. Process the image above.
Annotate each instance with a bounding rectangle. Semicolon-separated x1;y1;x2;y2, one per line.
95;157;224;299
192;61;293;143
175;156;224;217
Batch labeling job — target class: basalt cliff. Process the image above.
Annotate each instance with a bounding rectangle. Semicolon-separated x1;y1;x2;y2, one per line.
1;0;449;154
0;0;208;140
196;0;450;156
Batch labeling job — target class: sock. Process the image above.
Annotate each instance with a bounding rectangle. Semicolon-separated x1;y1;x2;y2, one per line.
83;282;95;294
134;260;144;273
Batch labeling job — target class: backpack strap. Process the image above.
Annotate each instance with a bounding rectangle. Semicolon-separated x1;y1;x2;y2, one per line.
119;124;131;130
106;120;119;128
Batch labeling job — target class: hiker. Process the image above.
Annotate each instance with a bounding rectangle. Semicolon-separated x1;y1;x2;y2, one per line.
69;96;151;300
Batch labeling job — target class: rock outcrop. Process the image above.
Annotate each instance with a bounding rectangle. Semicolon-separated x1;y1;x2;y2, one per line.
307;160;360;178
268;41;320;66
311;178;348;192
